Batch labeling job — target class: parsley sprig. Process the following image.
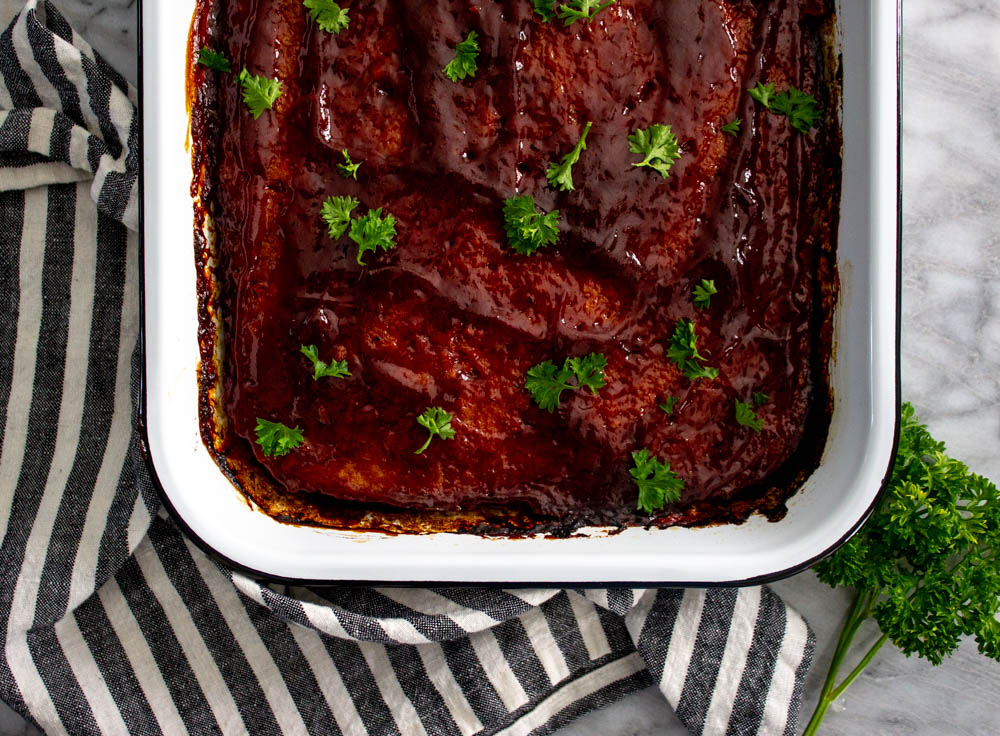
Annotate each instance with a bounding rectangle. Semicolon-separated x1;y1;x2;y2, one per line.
255;418;305;457
628;124;681;178
502;195;560;256
525;353;607;412
238;68;282;119
443;31;480;82
804;403;1000;734
414;407;457;454
337;150;362;180
532;0;556;21
546;121;592;192
750;82;821;133
320;195;359;239
300;345;350;381
349;208;397;265
197;47;231;73
659;396;679;415
667;319;718;381
558;0;616;25
631;448;684;514
303;0;349;34
721;118;741;136
692;279;717;310
734;400;763;433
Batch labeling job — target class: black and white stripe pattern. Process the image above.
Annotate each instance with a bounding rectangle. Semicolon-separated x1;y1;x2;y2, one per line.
0;2;814;734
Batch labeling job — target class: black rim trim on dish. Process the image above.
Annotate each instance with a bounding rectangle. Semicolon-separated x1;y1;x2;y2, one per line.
134;0;905;589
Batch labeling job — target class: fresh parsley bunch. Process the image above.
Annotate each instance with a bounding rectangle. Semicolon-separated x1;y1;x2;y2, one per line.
804;403;1000;734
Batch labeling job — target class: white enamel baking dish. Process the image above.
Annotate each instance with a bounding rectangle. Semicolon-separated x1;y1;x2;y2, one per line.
139;0;900;585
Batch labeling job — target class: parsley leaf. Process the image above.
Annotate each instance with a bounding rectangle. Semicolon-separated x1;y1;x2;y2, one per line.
320;195;359;239
750;82;821;133
692;279;718;310
197;47;231;73
721;118;741;136
532;0;556;21
631;448;684;514
735;400;763;433
443;31;480;83
805;403;1000;733
667;319;718;381
303;0;349;34
748;82;776;108
337;149;362;180
546;121;593;192
558;0;616;25
300;344;350;381
753;392;770;406
567;353;608;395
238;68;282;119
659;396;679;415
771;87;821;133
255;418;305;457
525;353;607;412
414;406;457;454
349;208;397;265
628;124;681;178
502;195;560;256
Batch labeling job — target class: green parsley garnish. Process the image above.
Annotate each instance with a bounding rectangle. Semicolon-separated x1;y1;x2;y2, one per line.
320;195;359;239
631;448;684;514
659;396;680;415
748;82;776;108
750;82;821;133
721;118;741;136
558;0;616;25
692;279;718;310
349;208;397;265
753;392;770;406
532;0;556;21
804;403;1000;734
197;48;231;73
667;319;718;381
300;344;350;381
735;400;763;433
414;407;456;454
337;149;362;180
502;195;560;256
255;418;305;457
443;31;480;83
771;87;821;133
628;124;681;178
546;121;592;192
303;0;349;34
238;68;282;119
525;353;607;412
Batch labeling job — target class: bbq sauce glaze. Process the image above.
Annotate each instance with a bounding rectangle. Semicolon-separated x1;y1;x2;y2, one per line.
190;0;840;529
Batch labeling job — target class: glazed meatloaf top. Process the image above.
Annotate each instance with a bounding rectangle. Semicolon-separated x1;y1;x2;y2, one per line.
189;0;840;531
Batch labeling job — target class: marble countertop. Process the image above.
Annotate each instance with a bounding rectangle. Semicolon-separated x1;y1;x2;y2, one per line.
1;0;998;734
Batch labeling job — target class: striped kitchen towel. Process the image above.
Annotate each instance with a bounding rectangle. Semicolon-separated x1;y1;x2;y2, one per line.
0;2;815;734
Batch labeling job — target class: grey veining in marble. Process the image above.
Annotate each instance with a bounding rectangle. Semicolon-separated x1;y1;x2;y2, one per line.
1;0;998;734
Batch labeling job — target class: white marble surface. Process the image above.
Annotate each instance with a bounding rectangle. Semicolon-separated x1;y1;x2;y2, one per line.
1;0;998;734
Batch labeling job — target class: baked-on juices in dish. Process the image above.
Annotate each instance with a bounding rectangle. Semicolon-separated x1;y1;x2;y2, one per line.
188;0;841;535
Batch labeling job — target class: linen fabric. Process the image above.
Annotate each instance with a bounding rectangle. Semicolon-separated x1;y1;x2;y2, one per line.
0;3;815;734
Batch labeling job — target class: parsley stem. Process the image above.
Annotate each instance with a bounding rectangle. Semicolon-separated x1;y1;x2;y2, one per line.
802;588;869;736
829;633;889;701
415;436;433;455
803;587;885;736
